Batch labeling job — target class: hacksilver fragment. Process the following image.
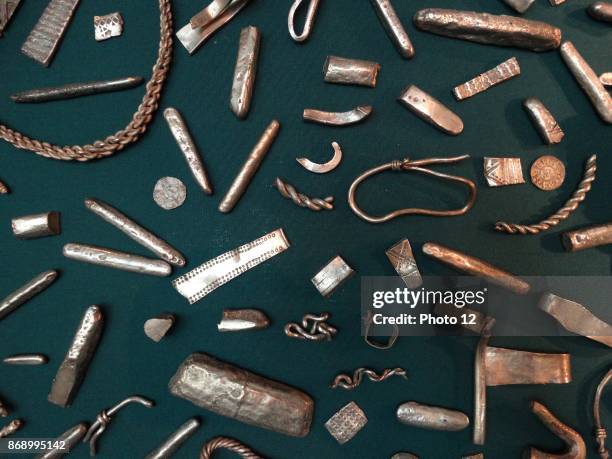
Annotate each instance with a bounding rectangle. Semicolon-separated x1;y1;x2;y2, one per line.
94;12;123;41
601;73;612;86
230;26;260;119
33;423;89;459
398;85;464;135
323;56;381;88
153;177;187;210
563;222;612;252
589;2;612;23
502;0;535;14
523;97;565;144
3;354;48;365
386;239;422;288
325;401;367;444
303;105;373;126
144;314;175;342
483;157;525;187
396;401;470;431
453;57;520;101
311;255;355;298
0;270;58;321
217;309;270;332
144;418;201;459
0;0;21;37
0;419;22;438
11;212;61;239
370;0;414;59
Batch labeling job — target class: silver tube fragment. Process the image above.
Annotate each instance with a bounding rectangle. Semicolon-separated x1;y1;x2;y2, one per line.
11;212;61;239
218;309;270;331
396;401;470;431
502;0;535;14
323;56;381;88
0;270;58;321
3;354;48;365
563;222;612;251
48;306;103;407
63;243;172;277
303;106;373;126
33;422;89;459
144;418;201;459
230;26;260;119
453;57;520;101
219;120;280;213
370;0;414;58
398;85;463;135
523;97;564;144
85;198;186;266
588;2;612;23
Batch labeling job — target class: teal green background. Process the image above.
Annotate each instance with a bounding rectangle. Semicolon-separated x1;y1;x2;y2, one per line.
1;0;611;457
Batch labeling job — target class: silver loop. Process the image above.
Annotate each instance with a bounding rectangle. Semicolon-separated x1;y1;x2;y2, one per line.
288;0;321;42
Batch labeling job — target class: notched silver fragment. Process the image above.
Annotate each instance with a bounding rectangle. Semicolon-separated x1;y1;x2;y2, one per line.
399;85;464;135
94;12;123;41
523;98;564;144
325;401;367;444
303;105;373;126
483;157;525;187
311;255;355;297
218;309;270;332
144;314;176;342
230;26;261;119
453;58;520;101
386;239;422;288
396;401;470;431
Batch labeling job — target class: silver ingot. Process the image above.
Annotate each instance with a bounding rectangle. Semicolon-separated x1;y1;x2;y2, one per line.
11;212;61;239
386;239;422;289
144;418;201;459
230;26;261;119
396;401;470;431
523;98;565;145
0;0;22;37
323;56;381;88
3;354;48;365
144;314;175;342
33;423;89;459
453;57;521;101
589;2;612;23
483;157;525;187
93;12;123;41
398;85;464;135
502;0;535;13
600;73;612;87
296;142;343;174
303;105;373;126
169;353;314;437
0;270;58;321
563;222;612;252
324;401;367;444
172;228;290;304
153;177;187;210
288;0;321;42
63;243;172;277
217;309;270;332
370;0;414;59
311;255;355;297
48;306;104;407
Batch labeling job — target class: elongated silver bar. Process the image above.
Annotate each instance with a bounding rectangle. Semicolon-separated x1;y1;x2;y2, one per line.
144;418;201;459
413;9;562;52
163;108;213;195
523;98;564;144
563;223;612;251
503;0;535;13
453;58;521;101
396;401;470;431
0;0;21;37
11;77;143;103
560;41;612;124
399;85;463;135
589;2;612;23
11;212;61;239
230;26;260;119
190;0;232;28
169;353;314;437
33;423;89;459
483;157;525;187
370;0;414;58
0;270;58;321
601;73;612;86
21;0;81;66
85;198;185;266
218;309;270;331
219;120;280;213
172;228;290;304
63;243;172;277
325;401;367;444
3;353;48;365
303;105;372;126
48;306;104;407
311;255;355;297
323;56;381;88
386;239;422;288
539;293;612;347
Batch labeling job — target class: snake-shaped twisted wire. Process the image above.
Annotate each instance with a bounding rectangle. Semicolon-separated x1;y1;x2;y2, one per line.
274;177;334;211
284;313;337;341
0;0;173;161
330;367;408;390
200;436;264;459
495;155;597;235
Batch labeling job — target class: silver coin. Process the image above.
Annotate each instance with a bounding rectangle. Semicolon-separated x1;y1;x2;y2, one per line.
153;177;187;210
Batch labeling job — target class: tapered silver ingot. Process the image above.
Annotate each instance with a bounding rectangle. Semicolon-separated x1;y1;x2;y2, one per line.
399;85;464;135
3;354;48;365
323;56;381;88
48;306;104;407
386;239;422;288
502;0;535;14
397;401;470;431
144;418;201;459
33;423;89;459
563;223;612;252
370;0;414;58
453;58;521;101
325;401;367;444
413;9;562;52
85;198;185;266
483;157;525;187
589;2;612;23
523;98;564;144
11;212;61;239
63;243;172;277
218;309;270;331
230;26;260;119
0;270;58;321
168;353;314;437
311;255;355;297
560;41;612;124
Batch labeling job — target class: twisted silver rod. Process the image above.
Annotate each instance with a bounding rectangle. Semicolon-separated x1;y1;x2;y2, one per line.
330;367;408;389
274;177;334;211
200;436;264;459
284;313;337;341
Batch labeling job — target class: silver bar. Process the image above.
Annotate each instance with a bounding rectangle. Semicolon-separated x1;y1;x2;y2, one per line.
303;105;373;126
48;305;104;407
0;270;58;321
230;26;261;119
21;0;81;67
385;239;422;288
370;0;414;58
563;222;612;251
0;0;22;37
33;423;89;459
311;255;354;297
398;85;464;135
502;0;535;13
453;57;521;101
63;243;172;277
396;401;470;431
589;2;612;23
11;212;61;239
85;198;186;266
218;309;270;331
560;41;612;124
11;77;143;103
323;56;381;88
3;354;48;365
523;97;564;144
484;347;572;386
144;418;201;459
172;228;290;304
483;157;525;187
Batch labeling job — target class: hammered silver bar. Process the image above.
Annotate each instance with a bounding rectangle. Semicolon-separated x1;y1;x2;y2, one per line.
218;309;270;331
370;0;414;58
523;98;565;144
311;255;355;297
396;401;470;431
303;105;373;126
0;0;21;37
502;0;535;14
398;85;464;135
11;212;61;239
386;239;422;288
0;270;58;321
323;56;381;88
164;108;213;196
144;418;201;459
21;0;81;66
63;243;172;277
589;2;612;23
413;9;562;52
230;26;260;119
48;305;104;407
325;401;367;444
453;57;521;101
483;157;525;187
601;72;612;86
560;41;612;124
11;77;143;103
172;228;290;304
539;293;612;347
3;354;48;365
85;198;186;266
33;423;89;459
563;222;612;251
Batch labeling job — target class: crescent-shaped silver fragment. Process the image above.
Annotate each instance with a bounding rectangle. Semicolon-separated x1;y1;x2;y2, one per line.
303;105;373;126
296;142;343;174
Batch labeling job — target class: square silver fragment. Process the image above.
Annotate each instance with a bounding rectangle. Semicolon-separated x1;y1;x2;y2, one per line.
94;12;123;41
483;157;525;187
386;239;422;288
325;401;367;444
311;255;355;298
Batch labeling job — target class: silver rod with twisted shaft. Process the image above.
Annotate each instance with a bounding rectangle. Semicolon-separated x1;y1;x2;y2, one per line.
274;177;333;211
331;368;408;389
200;436;264;459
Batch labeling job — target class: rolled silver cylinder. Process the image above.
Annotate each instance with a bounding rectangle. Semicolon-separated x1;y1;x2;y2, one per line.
63;243;172;277
0;270;58;321
370;0;414;58
396;401;470;431
3;354;48;365
323;56;381;88
230;26;261;119
11;212;61;239
144;418;201;459
85;198;186;266
219;120;280;213
169;353;314;437
560;41;612;124
523;97;564;144
588;2;612;23
33;423;89;459
563;223;612;251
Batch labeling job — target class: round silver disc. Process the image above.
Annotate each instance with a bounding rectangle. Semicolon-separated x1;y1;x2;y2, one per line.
153;177;187;210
